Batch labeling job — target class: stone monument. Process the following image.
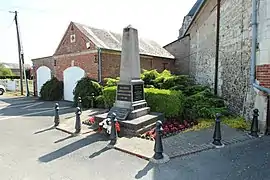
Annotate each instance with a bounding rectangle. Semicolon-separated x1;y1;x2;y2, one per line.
96;25;162;135
107;25;149;120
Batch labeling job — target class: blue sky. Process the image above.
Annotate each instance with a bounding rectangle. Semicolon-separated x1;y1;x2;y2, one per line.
0;0;197;65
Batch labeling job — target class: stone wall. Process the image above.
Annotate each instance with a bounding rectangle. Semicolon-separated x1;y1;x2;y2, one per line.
186;0;254;116
188;0;217;89
179;16;193;38
218;0;252;115
164;35;190;75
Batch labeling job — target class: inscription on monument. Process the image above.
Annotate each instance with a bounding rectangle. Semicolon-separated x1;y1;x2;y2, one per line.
107;107;130;120
133;84;144;102
117;84;132;102
118;85;131;91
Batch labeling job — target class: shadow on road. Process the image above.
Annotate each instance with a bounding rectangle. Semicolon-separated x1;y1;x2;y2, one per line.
38;133;108;163
34;126;55;134
89;145;111;159
135;162;155;179
54;134;76;143
0;96;75;117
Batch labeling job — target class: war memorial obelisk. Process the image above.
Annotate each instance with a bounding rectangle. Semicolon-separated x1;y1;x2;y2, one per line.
107;25;150;120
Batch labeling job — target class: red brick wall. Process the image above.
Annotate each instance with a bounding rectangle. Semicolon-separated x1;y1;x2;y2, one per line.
54;22;96;55
54;52;98;81
256;64;270;88
101;51;175;79
32;56;55;96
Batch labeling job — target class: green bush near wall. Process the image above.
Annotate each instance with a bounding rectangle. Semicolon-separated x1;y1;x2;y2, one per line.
103;86;185;117
73;77;102;108
40;77;63;101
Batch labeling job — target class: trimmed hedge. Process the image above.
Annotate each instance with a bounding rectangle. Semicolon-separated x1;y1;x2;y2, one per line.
103;86;185;117
40;77;63;101
73;77;102;108
145;88;184;117
103;86;117;108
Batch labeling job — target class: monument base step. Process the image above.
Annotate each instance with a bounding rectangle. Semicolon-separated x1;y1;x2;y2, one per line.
95;112;164;136
128;107;150;119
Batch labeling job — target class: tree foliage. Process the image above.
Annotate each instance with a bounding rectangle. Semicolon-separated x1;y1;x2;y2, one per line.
0;64;14;76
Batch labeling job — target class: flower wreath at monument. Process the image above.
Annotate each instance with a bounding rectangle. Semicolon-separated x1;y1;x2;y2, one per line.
98;117;121;136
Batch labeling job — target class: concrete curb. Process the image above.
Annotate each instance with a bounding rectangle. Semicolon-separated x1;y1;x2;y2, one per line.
112;134;257;161
113;146;151;161
55;126;96;135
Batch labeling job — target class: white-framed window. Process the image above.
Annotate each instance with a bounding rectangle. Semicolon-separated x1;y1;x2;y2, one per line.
70;34;76;43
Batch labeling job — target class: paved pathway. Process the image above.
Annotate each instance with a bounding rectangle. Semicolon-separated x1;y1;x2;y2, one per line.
1;96;270;180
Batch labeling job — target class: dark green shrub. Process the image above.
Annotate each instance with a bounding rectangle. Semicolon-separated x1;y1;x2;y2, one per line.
73;77;102;108
181;85;208;96
183;89;229;119
103;86;117;108
103;86;184;117
95;95;105;108
40;77;63;101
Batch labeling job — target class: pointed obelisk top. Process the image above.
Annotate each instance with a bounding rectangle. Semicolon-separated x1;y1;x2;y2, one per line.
119;25;140;82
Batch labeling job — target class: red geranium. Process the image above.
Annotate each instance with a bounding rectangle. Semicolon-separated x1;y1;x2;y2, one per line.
89;117;95;124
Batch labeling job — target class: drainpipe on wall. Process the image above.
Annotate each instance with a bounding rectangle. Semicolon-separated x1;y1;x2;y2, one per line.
251;0;270;93
214;0;221;95
251;0;270;134
98;48;102;83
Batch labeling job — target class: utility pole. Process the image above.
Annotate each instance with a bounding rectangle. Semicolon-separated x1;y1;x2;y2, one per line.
13;11;24;95
21;52;30;96
11;10;29;96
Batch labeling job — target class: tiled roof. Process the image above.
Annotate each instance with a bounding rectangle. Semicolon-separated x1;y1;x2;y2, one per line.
187;0;205;16
74;22;174;59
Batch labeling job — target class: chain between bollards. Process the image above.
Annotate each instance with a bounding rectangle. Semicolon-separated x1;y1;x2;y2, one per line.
249;109;259;137
54;103;60;127
212;113;223;147
153;120;164;160
75;107;82;134
109;112;117;146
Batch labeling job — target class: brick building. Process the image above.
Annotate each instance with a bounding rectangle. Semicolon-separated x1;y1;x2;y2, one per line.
32;22;174;101
165;0;270;133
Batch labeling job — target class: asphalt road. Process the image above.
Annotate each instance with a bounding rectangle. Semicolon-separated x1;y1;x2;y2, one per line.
0;96;270;180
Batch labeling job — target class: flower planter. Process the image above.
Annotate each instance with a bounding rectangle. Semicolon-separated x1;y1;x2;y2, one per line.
139;118;197;141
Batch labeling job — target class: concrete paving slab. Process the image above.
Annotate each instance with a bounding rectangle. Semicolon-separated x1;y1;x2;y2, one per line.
114;137;155;160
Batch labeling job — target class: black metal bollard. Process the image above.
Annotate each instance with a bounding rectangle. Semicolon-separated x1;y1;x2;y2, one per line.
109;113;117;145
212;113;223;146
249;109;259;137
54;103;60;126
75;107;82;133
78;97;82;110
153;120;164;160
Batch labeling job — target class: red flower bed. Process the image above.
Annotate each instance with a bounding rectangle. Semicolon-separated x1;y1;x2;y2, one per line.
139;118;198;140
